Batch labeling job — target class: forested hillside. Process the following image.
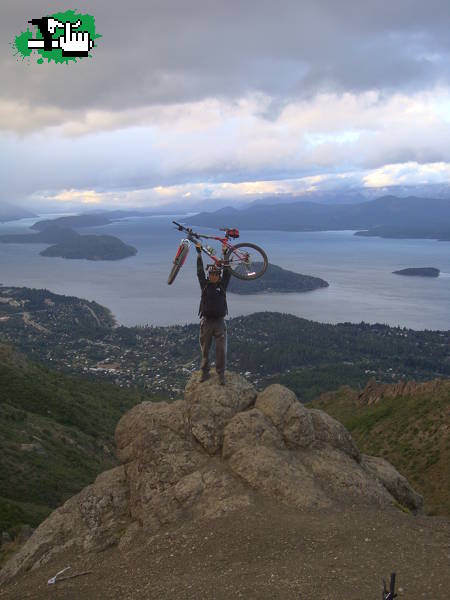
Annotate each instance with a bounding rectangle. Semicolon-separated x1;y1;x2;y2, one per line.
0;344;157;542
1;285;449;401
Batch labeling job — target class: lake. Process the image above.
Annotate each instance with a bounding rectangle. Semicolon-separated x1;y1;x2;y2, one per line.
0;214;449;330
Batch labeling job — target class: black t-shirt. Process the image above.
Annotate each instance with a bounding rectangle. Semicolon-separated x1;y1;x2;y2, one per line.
197;255;230;318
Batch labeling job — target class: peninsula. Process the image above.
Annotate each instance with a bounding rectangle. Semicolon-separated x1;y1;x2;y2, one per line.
227;263;329;294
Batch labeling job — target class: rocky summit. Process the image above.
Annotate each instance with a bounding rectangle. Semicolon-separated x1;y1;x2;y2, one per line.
0;371;423;587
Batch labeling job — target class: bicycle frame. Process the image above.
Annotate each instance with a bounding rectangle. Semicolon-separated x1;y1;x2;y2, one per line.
173;222;248;268
197;233;238;266
169;220;267;285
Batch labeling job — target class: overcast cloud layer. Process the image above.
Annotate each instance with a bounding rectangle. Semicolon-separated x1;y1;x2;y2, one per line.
2;0;450;211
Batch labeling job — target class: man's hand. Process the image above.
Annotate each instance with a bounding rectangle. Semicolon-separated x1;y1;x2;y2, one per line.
195;242;202;254
58;20;94;54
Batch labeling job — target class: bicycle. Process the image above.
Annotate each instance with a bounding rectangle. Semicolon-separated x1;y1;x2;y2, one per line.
168;221;268;285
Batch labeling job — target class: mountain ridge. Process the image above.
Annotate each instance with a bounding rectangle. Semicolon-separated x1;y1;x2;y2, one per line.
311;377;450;515
186;195;450;240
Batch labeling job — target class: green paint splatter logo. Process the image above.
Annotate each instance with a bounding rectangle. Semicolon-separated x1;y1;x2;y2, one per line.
12;10;101;64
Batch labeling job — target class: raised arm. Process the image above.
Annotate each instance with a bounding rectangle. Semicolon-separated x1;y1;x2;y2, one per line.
197;250;207;288
221;264;231;290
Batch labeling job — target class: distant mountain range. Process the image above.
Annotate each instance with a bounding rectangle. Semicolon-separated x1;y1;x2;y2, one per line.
186;196;450;241
30;209;193;232
0;203;36;223
31;214;112;230
30;210;161;231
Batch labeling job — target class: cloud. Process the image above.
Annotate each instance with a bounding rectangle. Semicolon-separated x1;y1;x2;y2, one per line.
50;189;104;204
2;87;450;209
363;161;450;187
2;0;450;132
2;1;450;211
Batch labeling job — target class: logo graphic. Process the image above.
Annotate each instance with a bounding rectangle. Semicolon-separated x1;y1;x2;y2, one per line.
12;10;101;64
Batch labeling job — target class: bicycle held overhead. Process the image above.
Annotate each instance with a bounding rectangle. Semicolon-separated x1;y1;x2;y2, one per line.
168;221;268;285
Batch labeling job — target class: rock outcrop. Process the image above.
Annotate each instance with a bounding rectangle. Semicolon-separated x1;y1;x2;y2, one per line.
358;377;449;406
0;371;423;583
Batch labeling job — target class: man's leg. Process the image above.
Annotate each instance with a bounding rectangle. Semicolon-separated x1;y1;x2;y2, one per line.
214;318;227;383
199;317;213;378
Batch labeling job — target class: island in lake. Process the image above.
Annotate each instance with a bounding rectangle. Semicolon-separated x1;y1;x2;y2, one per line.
227;263;329;294
0;225;137;261
392;267;440;277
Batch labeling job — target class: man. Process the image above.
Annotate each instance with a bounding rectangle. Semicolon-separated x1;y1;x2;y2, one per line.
196;243;231;385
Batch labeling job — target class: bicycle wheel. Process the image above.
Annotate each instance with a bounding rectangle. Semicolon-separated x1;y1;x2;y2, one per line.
168;242;190;285
224;242;268;280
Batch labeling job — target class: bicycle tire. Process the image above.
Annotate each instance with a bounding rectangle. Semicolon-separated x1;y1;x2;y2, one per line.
168;243;190;285
224;242;268;280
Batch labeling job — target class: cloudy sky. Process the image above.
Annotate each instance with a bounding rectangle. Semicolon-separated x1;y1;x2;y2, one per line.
2;0;450;212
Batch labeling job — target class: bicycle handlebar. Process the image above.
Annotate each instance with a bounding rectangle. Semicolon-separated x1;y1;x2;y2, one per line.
172;221;227;242
172;220;202;240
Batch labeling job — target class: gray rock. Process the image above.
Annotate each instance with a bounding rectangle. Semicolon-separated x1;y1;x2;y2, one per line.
222;408;285;459
185;370;257;454
115;397;206;529
361;454;424;512
228;445;330;509
298;445;393;505
115;399;188;464
309;408;361;461
256;384;315;448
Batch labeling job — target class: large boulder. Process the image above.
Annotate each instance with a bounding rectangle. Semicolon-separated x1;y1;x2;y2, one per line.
228;445;330;509
222;408;284;459
361;455;423;512
116;399;207;529
184;370;257;454
256;384;315;448
309;408;361;461
1;372;423;584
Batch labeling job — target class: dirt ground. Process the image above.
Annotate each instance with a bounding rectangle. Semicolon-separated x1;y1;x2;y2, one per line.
1;499;449;600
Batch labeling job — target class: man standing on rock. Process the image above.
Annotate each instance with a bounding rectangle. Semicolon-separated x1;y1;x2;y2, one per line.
196;243;231;385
